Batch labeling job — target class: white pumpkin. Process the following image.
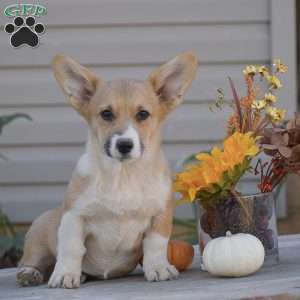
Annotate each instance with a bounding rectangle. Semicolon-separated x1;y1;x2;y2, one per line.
203;231;265;277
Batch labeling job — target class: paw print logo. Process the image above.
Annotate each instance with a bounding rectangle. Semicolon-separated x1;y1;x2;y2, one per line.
4;16;45;48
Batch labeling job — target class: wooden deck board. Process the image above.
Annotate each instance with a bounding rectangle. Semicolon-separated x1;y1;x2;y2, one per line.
0;235;300;300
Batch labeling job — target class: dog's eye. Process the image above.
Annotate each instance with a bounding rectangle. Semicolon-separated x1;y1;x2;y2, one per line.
100;110;115;121
136;110;150;122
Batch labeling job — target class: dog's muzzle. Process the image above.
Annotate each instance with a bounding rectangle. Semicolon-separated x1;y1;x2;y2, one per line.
104;125;143;161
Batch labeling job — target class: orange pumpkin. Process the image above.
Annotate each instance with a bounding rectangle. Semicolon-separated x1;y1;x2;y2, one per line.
167;240;194;271
139;240;194;272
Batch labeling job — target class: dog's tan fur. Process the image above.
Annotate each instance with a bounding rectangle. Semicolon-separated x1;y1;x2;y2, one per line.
17;52;198;288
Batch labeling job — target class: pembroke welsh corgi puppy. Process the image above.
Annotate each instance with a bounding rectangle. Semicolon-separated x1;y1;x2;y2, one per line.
16;52;198;288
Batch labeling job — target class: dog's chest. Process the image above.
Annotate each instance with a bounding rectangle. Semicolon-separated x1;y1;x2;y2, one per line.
77;177;163;263
83;214;149;277
86;214;149;252
75;166;171;216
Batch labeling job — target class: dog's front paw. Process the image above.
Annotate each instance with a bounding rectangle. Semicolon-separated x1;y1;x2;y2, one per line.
17;266;44;286
143;262;179;282
48;267;81;289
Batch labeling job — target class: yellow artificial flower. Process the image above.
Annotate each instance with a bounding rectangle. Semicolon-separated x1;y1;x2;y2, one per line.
274;59;288;73
257;65;269;77
251;100;267;110
264;92;277;103
267;107;286;122
173;132;259;202
267;75;282;89
223;132;259;163
243;65;256;76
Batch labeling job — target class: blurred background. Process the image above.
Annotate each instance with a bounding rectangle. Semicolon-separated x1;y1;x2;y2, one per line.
0;0;298;266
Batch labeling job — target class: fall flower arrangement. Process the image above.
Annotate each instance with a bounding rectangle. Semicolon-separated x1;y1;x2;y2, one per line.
174;59;289;207
173;60;298;263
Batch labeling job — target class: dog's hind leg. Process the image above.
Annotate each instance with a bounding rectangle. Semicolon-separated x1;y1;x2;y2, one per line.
17;208;62;286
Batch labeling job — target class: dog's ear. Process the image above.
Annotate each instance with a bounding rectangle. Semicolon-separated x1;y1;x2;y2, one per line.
52;54;100;116
148;52;198;115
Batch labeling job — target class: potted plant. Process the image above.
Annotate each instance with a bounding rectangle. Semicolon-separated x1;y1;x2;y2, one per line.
174;60;294;267
0;113;31;268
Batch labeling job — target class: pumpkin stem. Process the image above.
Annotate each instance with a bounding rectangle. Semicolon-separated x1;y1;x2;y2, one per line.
226;231;232;237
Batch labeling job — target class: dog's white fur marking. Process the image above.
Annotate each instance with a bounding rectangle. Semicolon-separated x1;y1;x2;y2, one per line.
76;132;102;177
143;232;178;281
109;124;142;159
48;212;86;288
76;153;91;177
119;125;141;159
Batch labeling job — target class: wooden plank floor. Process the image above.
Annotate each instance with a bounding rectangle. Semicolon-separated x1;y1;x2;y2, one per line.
1;235;300;300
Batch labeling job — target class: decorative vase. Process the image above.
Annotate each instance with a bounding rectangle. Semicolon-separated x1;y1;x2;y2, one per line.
195;192;279;269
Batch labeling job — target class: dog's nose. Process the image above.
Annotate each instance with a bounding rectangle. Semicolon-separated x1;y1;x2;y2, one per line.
116;139;134;155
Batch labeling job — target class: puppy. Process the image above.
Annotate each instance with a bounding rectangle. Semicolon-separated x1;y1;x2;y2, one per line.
16;52;198;288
